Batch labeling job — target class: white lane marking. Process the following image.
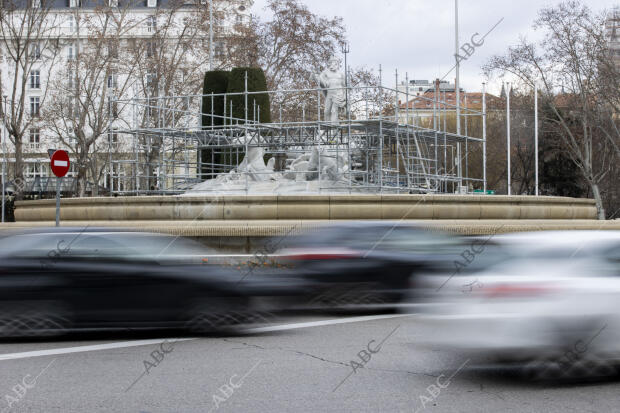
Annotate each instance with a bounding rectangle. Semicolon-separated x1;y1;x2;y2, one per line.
0;338;194;362
244;313;412;334
0;314;412;362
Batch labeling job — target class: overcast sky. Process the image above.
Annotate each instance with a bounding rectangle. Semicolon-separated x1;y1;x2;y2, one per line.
251;0;618;95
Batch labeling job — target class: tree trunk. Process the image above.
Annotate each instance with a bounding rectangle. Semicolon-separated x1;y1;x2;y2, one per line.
75;154;89;198
147;146;160;191
590;181;606;220
90;162;100;197
13;138;24;201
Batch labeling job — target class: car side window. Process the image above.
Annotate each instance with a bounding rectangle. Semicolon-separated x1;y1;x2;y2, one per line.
68;236;131;258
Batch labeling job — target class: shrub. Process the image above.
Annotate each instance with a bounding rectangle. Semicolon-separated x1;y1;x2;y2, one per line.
201;70;230;128
227;67;271;124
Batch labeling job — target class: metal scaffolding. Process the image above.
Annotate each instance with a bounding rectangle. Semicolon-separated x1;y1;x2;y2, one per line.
110;81;487;195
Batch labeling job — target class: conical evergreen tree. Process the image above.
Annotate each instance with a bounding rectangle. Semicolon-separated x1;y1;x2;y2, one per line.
201;70;230;128
226;67;271;124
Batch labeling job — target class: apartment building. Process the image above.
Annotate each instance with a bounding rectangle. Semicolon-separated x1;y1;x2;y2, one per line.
0;0;252;195
396;79;462;104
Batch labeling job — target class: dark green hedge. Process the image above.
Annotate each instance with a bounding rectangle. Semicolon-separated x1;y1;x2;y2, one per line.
201;70;230;128
227;67;271;124
199;67;270;179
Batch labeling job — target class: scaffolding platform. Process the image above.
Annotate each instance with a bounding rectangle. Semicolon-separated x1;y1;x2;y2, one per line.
110;84;487;195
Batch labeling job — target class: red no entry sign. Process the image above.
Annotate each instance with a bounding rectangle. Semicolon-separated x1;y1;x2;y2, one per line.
50;150;70;178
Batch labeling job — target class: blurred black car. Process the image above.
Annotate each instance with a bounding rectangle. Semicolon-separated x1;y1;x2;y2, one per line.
0;228;303;338
276;222;474;311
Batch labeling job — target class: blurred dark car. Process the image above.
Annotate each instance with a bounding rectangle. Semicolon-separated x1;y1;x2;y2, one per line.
275;222;474;311
0;228;303;338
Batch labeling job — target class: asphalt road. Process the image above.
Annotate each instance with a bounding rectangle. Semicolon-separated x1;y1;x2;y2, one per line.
0;313;618;413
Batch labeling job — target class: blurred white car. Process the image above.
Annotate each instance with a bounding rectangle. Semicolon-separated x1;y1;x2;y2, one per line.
416;231;620;378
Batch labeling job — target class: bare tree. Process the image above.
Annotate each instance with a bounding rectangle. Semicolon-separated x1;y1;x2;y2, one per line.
42;4;143;197
228;0;346;92
484;1;620;219
0;1;61;200
126;1;217;191
225;0;389;123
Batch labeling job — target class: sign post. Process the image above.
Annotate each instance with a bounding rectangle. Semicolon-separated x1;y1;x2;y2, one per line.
50;150;70;227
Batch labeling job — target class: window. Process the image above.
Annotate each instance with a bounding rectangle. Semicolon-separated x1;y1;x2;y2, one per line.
235;14;243;25
69;0;81;7
146;41;156;58
107;99;118;118
108;0;118;6
147;0;157;7
29;70;41;89
30;97;40;117
107;74;117;89
108;41;118;59
67;98;79;118
146;16;157;32
146;73;156;90
67;15;75;32
146;97;156;117
108;129;119;146
32;0;41;8
68;43;76;60
30;43;41;60
26;163;45;178
29;128;40;150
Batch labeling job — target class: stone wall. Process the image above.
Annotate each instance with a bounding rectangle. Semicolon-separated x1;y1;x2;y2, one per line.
14;194;598;222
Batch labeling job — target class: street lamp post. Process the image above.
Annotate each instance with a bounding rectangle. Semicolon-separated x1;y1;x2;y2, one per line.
209;0;214;71
455;0;461;136
1;95;6;223
341;42;350;120
506;82;511;196
534;84;539;196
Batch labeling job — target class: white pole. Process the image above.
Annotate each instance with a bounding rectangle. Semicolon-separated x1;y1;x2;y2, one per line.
209;0;214;71
55;177;61;227
455;0;460;135
1;96;5;223
1;117;5;223
534;84;539;196
506;82;511;196
482;83;487;193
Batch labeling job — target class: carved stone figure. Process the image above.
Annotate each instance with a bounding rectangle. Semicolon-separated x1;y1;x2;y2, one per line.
186;142;352;194
315;57;346;123
307;147;348;181
235;147;275;182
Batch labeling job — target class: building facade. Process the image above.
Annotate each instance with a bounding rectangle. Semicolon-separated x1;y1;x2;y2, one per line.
0;0;252;196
